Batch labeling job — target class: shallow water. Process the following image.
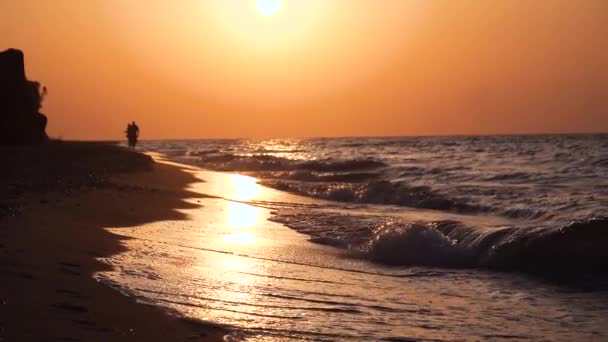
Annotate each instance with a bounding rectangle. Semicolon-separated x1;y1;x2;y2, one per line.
97;160;608;341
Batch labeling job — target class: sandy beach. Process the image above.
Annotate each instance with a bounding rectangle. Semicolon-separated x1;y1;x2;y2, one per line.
1;139;607;341
0;142;226;341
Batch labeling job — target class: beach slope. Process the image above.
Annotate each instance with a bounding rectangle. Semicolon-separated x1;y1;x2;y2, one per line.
0;142;225;341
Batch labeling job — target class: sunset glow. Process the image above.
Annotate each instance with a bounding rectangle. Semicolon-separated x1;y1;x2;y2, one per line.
256;0;282;16
1;0;606;139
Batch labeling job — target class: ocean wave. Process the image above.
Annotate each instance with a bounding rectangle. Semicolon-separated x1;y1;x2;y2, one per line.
189;148;221;156
398;166;426;177
592;157;608;167
264;170;380;183
272;210;608;273
484;172;533;182
499;207;548;220
361;220;471;267
367;217;608;272
262;180;485;213
483;217;608;272
192;153;388;173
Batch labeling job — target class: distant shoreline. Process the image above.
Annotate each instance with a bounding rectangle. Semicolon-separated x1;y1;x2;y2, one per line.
0;141;225;341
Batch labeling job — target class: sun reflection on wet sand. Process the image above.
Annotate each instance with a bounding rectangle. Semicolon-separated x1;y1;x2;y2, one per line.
223;230;257;244
227;202;261;229
222;175;264;248
229;174;260;201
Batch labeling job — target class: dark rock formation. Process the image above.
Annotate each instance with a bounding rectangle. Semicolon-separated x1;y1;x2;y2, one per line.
0;49;48;144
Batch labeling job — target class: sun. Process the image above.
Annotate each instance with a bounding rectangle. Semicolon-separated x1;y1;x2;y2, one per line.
256;0;282;16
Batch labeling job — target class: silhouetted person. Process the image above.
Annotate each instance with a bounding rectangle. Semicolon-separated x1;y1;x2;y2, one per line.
126;121;139;149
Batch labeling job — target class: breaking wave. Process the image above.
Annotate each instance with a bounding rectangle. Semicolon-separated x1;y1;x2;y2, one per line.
186;152;388;173
262;179;486;213
364;218;608;271
272;211;608;273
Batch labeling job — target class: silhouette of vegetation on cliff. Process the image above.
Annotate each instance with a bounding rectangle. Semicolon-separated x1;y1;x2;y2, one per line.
0;48;48;144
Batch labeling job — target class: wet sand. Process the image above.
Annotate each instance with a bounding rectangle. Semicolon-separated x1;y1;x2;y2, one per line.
0;142;226;341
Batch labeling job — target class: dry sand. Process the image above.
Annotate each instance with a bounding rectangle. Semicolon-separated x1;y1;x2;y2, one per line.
0;142;226;341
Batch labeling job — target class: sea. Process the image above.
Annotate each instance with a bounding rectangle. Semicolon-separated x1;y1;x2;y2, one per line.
97;135;608;341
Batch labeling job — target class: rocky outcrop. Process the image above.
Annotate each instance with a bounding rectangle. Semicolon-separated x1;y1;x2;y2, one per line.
0;49;48;144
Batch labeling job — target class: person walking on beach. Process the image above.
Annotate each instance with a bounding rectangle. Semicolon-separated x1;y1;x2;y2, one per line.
125;121;140;149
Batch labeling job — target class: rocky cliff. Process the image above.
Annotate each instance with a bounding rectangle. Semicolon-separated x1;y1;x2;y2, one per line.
0;49;48;144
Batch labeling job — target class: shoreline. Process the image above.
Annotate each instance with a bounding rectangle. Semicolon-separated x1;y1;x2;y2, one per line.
0;142;226;341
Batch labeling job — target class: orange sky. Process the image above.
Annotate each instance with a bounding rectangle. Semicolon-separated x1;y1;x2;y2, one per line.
1;0;607;140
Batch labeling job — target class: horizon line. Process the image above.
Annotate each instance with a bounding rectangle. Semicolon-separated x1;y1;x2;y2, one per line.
60;131;608;143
